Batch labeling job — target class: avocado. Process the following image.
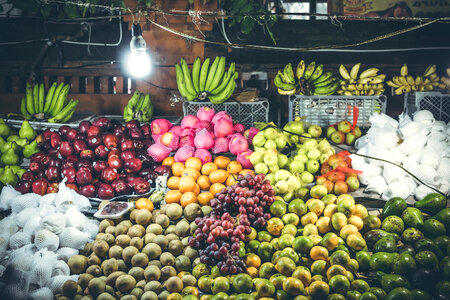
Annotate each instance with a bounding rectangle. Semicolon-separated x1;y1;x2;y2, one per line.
415;193;447;215
382;197;407;219
422;218;446;238
381;274;411;293
414;238;444;259
393;253;416;277
415;251;439;272
401;228;424;245
401;207;424;229
374;236;398;253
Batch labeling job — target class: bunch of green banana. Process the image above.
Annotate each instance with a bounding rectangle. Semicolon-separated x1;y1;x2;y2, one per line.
274;60;339;96
20;82;79;123
175;56;238;104
338;63;385;96
123;90;154;123
439;68;450;91
387;64;441;95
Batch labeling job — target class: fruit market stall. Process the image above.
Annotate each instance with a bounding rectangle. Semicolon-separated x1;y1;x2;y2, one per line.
0;1;449;299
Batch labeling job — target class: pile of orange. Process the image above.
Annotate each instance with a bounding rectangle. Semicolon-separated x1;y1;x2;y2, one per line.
162;155;254;207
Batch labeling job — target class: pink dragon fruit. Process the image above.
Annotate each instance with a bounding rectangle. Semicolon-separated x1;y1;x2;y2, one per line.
181;115;199;128
214;118;234;138
160;132;179;150
211;111;232;125
237;149;253;169
196;107;215;122
228;133;249;155
169;125;181;136
151;119;172;135
179;134;195;148
194;129;215;150
244;127;259;145
147;143;171;162
213;137;229;154
174;146;195;163
233;123;245;133
194;149;212;164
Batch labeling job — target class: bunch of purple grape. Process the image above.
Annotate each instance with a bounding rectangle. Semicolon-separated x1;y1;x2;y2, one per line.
100;202;128;215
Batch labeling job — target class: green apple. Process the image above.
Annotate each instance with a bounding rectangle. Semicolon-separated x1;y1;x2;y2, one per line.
296;147;308;155
288;121;305;135
306;159;320;174
310;185;328;199
352;126;362;138
252;132;266;147
294;154;308;164
330;131;345;144
287;175;301;191
278;154;289;168
322;194;337;205
337;120;352;133
255;163;269;174
250;151;265;166
266;173;276;185
297;187;310;199
326;126;337;139
283;192;295;202
275;180;289;194
264;127;278;139
300;171;314;184
264;140;277;149
308;125;322;138
319;153;331;164
275;137;287;149
289;160;305;174
264;152;278;166
275;170;291;182
317;139;331;153
299;133;312;143
345;132;356;145
302;139;318;149
307;148;321;160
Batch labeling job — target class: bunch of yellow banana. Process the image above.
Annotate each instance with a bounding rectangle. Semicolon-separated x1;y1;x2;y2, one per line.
274;60;339;96
439;68;450;91
387;64;442;95
337;63;385;96
20;82;79;123
175;56;237;104
123;90;153;123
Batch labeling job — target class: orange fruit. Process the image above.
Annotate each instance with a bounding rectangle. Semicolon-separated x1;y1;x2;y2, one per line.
214;156;231;169
193;184;200;195
246;266;258;278
198;192;214;206
226;174;237;186
180;192;197;207
227;161;243;174
240;169;255;176
172;162;185;177
167;176;181;190
209;169;229;184
165;190;182;204
179;176;197;193
197;175;211;191
201;162;218;176
245;253;261;268
185;157;202;171
162;156;175;167
182;168;200;181
135;198;154;211
210;183;226;196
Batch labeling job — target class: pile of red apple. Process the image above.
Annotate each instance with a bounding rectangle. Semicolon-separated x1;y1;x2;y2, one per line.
326;120;362;146
15;118;171;199
317;151;361;195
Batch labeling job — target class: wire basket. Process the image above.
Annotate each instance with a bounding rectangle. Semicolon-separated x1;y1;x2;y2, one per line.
182;99;269;128
404;91;450;123
288;95;387;128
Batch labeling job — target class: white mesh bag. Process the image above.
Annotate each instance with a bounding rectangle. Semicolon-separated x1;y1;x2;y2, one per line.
65;206;87;231
23;216;42;237
11;193;40;215
39;193;56;207
46;274;79;294
34;229;60;251
0;265;5;277
59;227;90;249
69;189;91;211
52;260;70;276
84;219;100;240
38;203;56;217
0;216;19;235
29;249;57;286
1;283;28;300
30;287;53;300
15;207;40;228
0;232;10;255
54;180;76;213
10;249;35;272
56;247;79;262
41;213;66;235
9;231;32;250
0;185;21;211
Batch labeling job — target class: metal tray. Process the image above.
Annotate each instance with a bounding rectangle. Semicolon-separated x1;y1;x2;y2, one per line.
3;112;95;129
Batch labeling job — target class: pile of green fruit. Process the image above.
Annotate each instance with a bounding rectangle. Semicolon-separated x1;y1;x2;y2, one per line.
359;193;449;299
326;120;362;146
274;60;339;96
0;119;38;188
337;63;386;96
20;82;79;123
123;90;154;123
175;56;238;104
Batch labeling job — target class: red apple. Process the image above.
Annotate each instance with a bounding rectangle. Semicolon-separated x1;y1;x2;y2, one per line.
93;161;108;175
66;128;78;141
121;139;134;152
48;149;59;158
66;183;79;192
108;156;123;170
129;177;150;194
59;141;73;157
316;176;327;185
80;149;95;160
62;155;78;169
79;185;96;198
48;158;62;168
102;167;119;183
97;183;114;199
113;125;127;136
42;129;53;141
73;140;87;153
92;117;111;131
76;168;93;186
46;182;59;194
112;178;131;195
87;135;102;149
140;124;151;137
15;180;32;194
108;149;120;159
103;133;119;150
21;171;35;181
95;145;109;159
75;133;86;140
133;140;144;150
62;167;76;183
29;161;43;173
58;125;71;137
124;158;142;173
87;125;101;137
79;120;91;134
32;178;49;195
50;133;62;148
129;128;143;139
120;150;135;161
125;120;139;130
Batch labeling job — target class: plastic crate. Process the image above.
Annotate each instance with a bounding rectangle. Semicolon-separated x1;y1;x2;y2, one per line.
288;95;387;127
182;99;269;128
404;92;450;123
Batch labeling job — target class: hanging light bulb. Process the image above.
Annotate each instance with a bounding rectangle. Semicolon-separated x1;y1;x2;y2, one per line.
127;23;151;78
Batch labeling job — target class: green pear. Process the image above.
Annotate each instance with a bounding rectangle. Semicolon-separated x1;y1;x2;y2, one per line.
274;170;291;182
302;139;318;149
307;148;321;160
264;152;278;166
15;138;28;148
288;121;305;135
294;154;308;164
1;141;19;153
319;153;331;164
275;180;289;194
265;173;276;185
0;123;11;138
6;135;19;142
289;160;305;174
19;120;36;140
300;171;314;184
268;164;280;173
264;140;277;149
264;128;278;140
299;133;312;143
23;140;39;158
249;151;265;166
287;175;301;191
283;122;293;132
283;192;295;202
290;135;299;144
317;139;331;153
1;148;20;165
277;154;289;168
275;137;287;149
252;132;266;147
296;147;308;155
255;163;269;175
0;136;5;148
0;166;18;186
297;187;310;199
